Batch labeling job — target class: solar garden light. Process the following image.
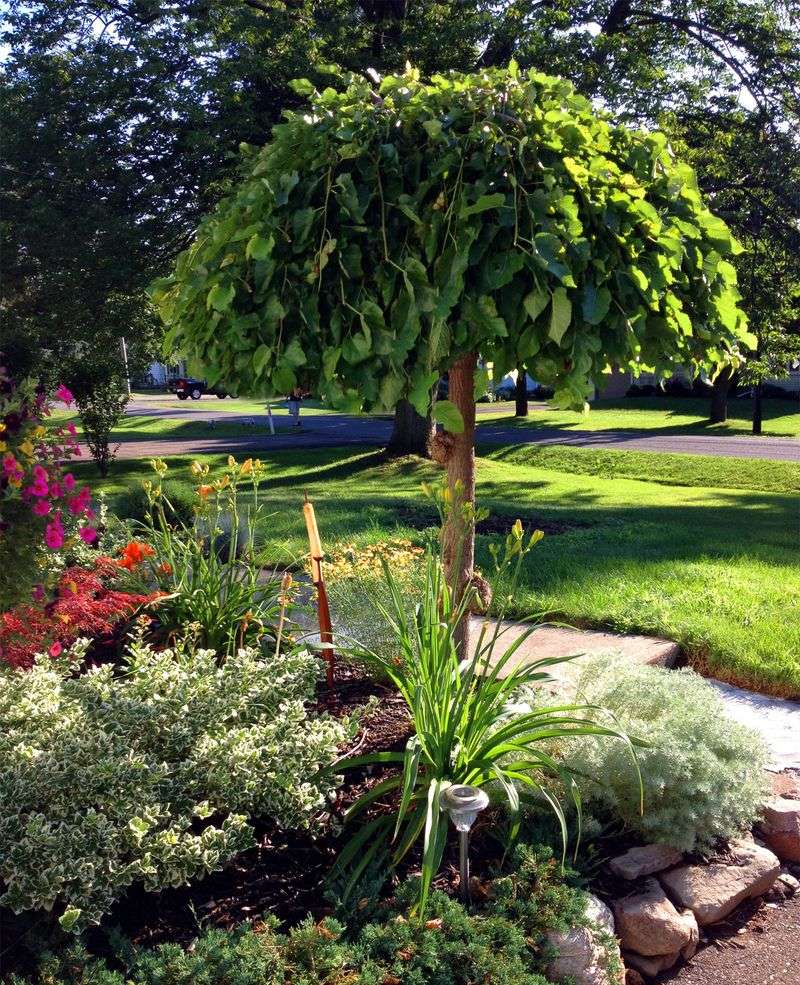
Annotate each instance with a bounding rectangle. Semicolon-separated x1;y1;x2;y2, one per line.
439;784;490;905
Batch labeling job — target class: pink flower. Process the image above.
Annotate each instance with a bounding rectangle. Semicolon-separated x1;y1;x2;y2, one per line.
49;641;63;657
67;488;91;515
44;514;64;550
78;525;98;544
63;473;76;492
32;584;46;602
49;481;63;498
3;455;18;475
66;422;77;436
29;480;49;497
55;384;74;406
33;465;47;482
32;499;52;516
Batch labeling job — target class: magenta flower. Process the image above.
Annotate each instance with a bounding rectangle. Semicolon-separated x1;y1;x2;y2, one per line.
31;584;46;603
63;473;76;492
66;421;77;436
44;514;65;550
49;641;63;658
32;499;51;516
55;384;74;406
78;525;98;544
49;481;63;498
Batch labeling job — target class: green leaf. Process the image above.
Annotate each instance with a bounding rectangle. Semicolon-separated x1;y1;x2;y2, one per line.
460;192;505;218
422;119;442;139
549;288;572;344
433;400;464;433
289;77;315;96
523;286;549;323
207;282;235;312
244;233;275;260
283;337;306;368
59;908;82;932
581;284;611;325
253;344;271;376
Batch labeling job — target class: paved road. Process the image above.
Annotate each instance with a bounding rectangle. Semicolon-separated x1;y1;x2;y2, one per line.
98;407;800;462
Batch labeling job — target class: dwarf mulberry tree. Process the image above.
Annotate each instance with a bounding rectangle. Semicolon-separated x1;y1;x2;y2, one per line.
151;65;752;647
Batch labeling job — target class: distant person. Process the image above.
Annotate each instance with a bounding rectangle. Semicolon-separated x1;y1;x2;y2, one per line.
287;387;303;427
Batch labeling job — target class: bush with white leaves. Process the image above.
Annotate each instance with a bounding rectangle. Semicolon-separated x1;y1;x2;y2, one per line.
0;636;356;931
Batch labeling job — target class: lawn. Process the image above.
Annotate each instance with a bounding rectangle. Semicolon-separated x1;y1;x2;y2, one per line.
479;396;800;437
82;443;800;698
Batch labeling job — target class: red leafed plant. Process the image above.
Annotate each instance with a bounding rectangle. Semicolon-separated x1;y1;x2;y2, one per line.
0;558;156;669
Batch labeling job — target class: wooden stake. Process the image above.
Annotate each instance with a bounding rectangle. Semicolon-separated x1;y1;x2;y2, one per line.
303;495;334;687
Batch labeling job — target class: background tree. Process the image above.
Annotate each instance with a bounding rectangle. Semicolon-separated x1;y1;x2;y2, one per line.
151;66;751;649
3;1;796;433
666;105;800;430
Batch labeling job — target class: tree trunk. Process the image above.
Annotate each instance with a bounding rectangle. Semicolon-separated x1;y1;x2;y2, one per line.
752;381;763;435
441;352;477;656
386;398;435;457
709;366;734;424
514;367;528;417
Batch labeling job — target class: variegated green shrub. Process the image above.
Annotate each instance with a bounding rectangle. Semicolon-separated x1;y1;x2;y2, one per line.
0;637;356;930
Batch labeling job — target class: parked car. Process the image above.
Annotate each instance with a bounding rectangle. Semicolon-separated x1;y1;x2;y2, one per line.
172;377;228;400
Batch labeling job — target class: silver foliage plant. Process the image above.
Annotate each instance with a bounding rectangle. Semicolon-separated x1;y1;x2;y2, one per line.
540;654;770;852
0;635;357;931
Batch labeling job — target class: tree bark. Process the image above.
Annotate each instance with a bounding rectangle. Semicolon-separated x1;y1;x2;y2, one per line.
514;366;528;417
386;398;435;457
709;366;734;423
752;381;763;434
441;352;477;656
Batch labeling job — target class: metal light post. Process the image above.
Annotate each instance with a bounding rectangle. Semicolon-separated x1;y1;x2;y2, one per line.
439;784;490;905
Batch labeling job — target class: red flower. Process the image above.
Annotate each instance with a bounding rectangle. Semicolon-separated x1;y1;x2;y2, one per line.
118;541;156;570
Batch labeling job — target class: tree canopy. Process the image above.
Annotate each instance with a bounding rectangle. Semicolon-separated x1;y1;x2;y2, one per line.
152;65;753;417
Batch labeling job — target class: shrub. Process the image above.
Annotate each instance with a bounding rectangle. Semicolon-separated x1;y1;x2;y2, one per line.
551;655;770;851
0;558;154;669
67;358;129;477
0;636;356;930
11;843;582;985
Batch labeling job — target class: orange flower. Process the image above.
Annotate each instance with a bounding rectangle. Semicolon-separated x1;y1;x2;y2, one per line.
118;541;156;570
197;484;214;499
156;562;173;576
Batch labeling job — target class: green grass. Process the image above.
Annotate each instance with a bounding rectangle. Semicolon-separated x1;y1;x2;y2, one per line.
479;396;800;437
80;443;800;698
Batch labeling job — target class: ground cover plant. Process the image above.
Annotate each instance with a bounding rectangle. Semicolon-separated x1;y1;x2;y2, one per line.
538;655;770;852
0;635;355;931
5;844;587;985
89;444;800;696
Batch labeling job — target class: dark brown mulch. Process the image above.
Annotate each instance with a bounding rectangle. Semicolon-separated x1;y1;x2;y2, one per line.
393;506;588;537
657;892;800;985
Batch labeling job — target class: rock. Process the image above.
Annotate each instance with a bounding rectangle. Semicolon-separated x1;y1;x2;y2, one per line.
760;797;800;862
777;872;800;896
546;894;624;985
623;950;683;977
771;770;800;800
624;970;646;985
608;845;683;881
613;879;698;958
659;840;780;926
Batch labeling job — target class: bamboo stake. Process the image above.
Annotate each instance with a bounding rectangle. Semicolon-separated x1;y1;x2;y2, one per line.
303;494;334;687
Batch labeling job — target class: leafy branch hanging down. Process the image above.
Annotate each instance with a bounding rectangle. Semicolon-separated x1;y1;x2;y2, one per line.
151;63;752;418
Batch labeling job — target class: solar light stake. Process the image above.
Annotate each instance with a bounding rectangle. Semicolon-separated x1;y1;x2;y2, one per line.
439;784;490;905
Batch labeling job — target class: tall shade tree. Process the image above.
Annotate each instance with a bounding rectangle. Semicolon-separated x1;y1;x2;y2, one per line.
151;65;752;647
